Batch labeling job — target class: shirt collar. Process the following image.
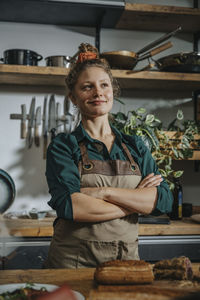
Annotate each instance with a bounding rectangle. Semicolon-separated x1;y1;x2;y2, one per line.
72;122;94;143
72;121;125;144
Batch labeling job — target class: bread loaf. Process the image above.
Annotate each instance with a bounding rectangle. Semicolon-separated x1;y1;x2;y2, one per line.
94;260;154;285
153;256;193;280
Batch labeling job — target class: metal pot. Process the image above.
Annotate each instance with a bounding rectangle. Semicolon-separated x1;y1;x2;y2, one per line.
155;52;200;73
45;55;72;68
100;27;181;70
0;49;43;66
0;169;16;213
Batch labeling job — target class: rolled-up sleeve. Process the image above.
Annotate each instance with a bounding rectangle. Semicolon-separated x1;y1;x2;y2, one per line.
45;133;80;220
130;136;173;215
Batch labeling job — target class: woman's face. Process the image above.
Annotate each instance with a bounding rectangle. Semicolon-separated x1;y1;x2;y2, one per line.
70;67;114;118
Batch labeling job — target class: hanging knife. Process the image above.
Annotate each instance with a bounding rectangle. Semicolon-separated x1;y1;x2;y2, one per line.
63;96;72;133
56;102;62;133
21;104;27;139
34;106;41;147
48;94;56;140
26;97;36;148
42;96;48;159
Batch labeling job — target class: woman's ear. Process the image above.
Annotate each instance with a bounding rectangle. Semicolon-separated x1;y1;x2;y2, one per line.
68;92;76;106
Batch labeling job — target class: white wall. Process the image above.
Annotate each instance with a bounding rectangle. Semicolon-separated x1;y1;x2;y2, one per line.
0;1;199;213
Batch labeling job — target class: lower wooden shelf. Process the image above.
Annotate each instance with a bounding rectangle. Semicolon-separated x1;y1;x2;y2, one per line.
0;64;200;91
163;131;200;160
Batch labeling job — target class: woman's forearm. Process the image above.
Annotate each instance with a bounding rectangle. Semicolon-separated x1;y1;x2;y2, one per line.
71;192;132;222
104;187;158;214
81;186;158;215
80;174;162;215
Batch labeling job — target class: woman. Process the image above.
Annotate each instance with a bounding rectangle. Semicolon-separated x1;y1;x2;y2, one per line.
45;43;173;268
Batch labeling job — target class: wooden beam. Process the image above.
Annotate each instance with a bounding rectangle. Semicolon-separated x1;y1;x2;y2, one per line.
116;3;200;33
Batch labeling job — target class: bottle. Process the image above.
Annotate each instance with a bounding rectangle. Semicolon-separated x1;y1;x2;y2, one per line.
169;179;183;220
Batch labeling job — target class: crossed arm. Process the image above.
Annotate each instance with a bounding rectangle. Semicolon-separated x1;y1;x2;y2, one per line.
71;173;163;222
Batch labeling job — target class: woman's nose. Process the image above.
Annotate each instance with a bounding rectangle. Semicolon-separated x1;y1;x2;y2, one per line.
93;85;102;97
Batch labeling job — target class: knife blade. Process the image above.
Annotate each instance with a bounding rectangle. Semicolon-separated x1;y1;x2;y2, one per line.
21;104;27;139
26;97;36;148
56;102;62;133
63;96;73;133
42;96;48;159
34;106;41;147
48;94;57;141
48;94;56;132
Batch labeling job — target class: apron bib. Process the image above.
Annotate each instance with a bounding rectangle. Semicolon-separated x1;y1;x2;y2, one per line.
45;142;142;268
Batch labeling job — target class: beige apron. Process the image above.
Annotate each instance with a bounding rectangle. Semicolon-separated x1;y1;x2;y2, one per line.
45;142;142;268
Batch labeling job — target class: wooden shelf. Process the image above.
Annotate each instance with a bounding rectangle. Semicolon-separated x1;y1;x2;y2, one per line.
116;3;200;33
1;2;199;33
162;131;200;160
0;0;124;28
0;64;68;87
112;70;200;91
0;64;200;91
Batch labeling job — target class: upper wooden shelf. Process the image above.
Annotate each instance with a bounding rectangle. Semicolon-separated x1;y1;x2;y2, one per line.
116;3;200;33
0;2;199;33
0;64;200;91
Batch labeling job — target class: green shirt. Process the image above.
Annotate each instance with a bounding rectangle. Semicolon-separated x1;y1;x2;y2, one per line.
46;122;173;220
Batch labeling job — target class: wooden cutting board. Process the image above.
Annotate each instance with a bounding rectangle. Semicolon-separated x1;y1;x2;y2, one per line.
88;280;200;300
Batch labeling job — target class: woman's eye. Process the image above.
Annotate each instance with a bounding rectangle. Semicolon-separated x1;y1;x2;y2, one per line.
101;83;109;88
83;85;92;90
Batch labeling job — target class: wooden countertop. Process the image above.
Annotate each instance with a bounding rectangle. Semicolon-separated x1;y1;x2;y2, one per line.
0;216;200;238
0;265;200;299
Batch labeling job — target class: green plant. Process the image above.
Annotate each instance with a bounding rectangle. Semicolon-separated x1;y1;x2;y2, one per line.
110;108;200;190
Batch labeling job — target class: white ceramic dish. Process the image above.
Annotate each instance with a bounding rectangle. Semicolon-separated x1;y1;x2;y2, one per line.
0;283;85;300
191;214;200;223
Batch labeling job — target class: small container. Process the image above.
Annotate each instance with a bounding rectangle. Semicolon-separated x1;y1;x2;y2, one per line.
29;208;47;219
182;203;193;217
168;179;183;220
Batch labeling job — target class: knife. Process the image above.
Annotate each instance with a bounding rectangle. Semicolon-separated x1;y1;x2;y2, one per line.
48;94;56;140
63;96;73;133
42;96;48;159
48;94;56;131
21;104;27;139
26;97;36;148
56;102;62;133
34;106;41;147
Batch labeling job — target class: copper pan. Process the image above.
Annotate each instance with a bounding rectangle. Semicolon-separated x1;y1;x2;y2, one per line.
100;27;181;70
101;42;173;70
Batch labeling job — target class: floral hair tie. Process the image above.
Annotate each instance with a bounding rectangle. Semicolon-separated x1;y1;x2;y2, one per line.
77;52;98;63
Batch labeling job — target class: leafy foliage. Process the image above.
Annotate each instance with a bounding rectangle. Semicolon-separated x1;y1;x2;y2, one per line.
110;108;200;190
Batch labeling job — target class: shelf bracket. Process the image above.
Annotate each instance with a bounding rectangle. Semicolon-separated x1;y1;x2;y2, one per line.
95;11;104;52
193;0;200;53
193;90;200;172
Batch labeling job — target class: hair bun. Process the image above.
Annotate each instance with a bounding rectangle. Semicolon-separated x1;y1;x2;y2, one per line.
75;43;99;63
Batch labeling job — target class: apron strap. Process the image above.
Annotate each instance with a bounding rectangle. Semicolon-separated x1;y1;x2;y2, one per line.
79;142;94;171
121;143;135;165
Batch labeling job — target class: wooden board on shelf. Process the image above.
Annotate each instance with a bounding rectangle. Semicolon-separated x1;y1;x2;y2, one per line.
161;131;200;160
116;3;200;33
0;64;68;87
1;64;200;91
112;70;200;91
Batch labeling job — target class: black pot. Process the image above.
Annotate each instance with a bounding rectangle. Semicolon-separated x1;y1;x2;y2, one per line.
0;49;43;66
155;52;200;73
0;169;16;213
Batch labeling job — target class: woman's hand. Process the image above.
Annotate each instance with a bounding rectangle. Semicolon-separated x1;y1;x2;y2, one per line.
137;173;163;189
